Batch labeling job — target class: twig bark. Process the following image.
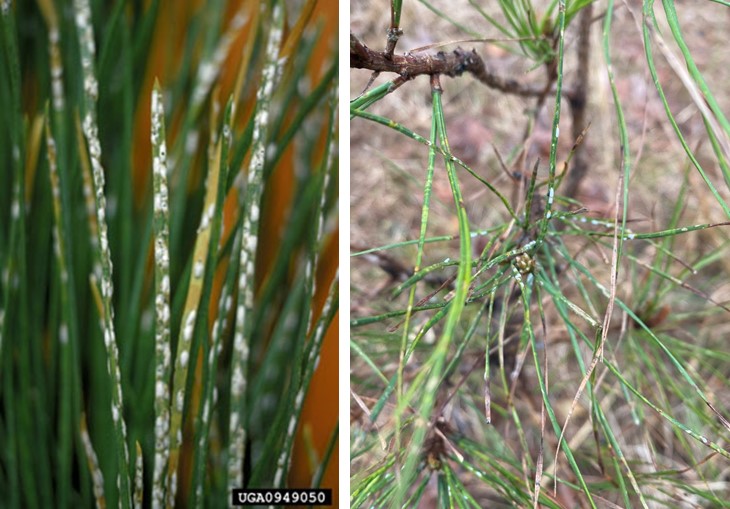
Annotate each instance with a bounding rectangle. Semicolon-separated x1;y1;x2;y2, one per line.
351;33;566;98
563;4;593;199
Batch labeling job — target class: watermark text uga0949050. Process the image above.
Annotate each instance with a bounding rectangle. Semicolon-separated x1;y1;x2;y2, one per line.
231;488;332;506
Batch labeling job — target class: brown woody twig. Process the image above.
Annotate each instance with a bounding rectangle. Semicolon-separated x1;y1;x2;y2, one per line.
351;33;570;99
